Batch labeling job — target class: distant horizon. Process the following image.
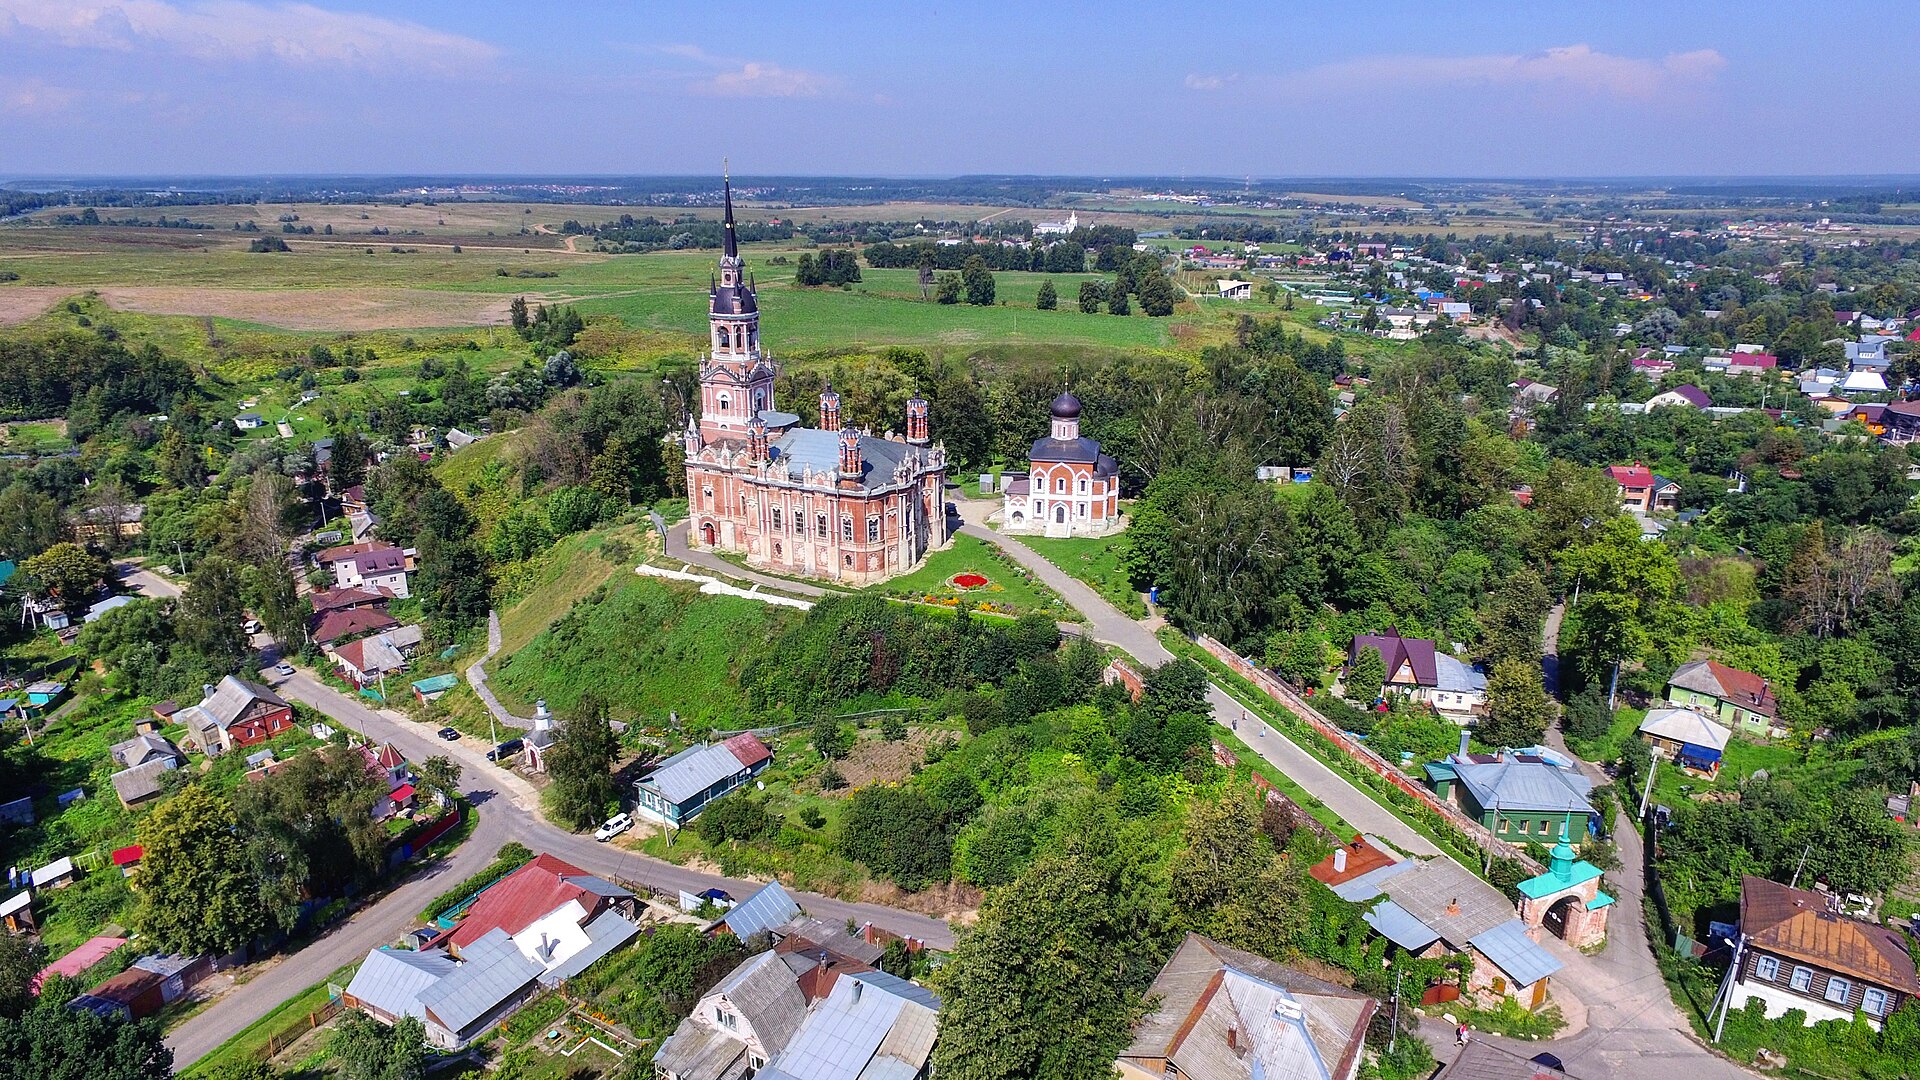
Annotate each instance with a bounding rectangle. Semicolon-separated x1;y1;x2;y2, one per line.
5;172;1920;188
3;2;1916;176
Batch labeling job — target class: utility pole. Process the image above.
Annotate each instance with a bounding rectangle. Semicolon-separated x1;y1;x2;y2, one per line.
1638;756;1657;819
1388;964;1403;1054
1789;842;1813;889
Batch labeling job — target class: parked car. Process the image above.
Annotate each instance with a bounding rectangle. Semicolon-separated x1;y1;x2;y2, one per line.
274;661;294;675
594;813;632;842
486;738;524;761
436;727;461;741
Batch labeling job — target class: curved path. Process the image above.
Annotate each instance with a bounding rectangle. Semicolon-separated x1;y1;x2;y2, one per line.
166;660;954;1069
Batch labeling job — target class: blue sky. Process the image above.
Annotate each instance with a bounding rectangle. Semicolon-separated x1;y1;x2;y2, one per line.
1;0;1913;178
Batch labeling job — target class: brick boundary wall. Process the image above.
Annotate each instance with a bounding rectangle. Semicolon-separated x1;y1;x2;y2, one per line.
1211;741;1338;844
1196;635;1542;872
1103;659;1145;702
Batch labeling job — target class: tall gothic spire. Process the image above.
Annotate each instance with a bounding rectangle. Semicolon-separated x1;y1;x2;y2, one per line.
722;160;738;260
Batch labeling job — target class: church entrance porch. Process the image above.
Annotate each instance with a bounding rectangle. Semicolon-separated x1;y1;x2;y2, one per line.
1516;837;1614;951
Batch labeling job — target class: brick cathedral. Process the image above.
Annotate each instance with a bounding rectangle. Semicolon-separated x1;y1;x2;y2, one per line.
683;177;951;585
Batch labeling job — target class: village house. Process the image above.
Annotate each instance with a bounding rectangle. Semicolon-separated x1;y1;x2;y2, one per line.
1729;875;1920;1029
1636;707;1733;778
1666;659;1782;738
171;675;294;755
345;853;640;1049
1114;933;1374;1080
1001;392;1123;538
1424;740;1596;843
1607;464;1680;514
633;733;774;826
1215;279;1254;300
1311;837;1562;1007
1345;630;1486;719
330;633;409;687
1881;400;1920;444
1645;384;1711;410
654;946;941;1080
315;542;411;598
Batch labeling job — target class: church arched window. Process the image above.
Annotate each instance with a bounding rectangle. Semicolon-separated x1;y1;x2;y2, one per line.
717;392;731;414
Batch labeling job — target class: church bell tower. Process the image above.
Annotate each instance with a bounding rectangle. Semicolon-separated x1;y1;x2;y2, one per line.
697;166;776;444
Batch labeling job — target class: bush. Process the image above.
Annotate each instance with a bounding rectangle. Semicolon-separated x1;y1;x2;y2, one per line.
694;796;777;846
419;842;533;921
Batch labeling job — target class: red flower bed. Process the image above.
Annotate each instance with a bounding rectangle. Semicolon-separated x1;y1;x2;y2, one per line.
951;573;989;589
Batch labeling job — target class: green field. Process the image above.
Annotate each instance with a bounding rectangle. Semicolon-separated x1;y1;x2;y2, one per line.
1016;532;1145;617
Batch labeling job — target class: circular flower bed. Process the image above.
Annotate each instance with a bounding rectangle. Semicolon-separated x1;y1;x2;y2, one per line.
951;572;990;589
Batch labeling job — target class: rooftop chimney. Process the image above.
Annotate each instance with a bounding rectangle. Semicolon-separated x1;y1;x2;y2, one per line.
1226;1024;1240;1052
1457;728;1471;759
1445;897;1461;918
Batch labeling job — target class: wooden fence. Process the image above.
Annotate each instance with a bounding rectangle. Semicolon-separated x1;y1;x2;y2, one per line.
1196;635;1543;872
260;998;343;1060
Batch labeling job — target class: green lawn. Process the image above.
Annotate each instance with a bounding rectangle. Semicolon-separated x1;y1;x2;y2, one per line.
873;533;1071;619
178;963;358;1077
1015;533;1144;617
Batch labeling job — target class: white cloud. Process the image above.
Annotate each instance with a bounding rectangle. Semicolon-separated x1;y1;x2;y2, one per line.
0;77;79;116
1184;73;1238;91
699;61;835;98
0;0;500;72
651;43;840;99
1277;44;1725;102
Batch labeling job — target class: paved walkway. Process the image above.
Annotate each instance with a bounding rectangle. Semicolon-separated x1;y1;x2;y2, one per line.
464;609;530;730
663;519;832;599
955;504;1439;858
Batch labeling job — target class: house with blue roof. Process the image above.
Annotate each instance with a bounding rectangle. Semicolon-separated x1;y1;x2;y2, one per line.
1423;745;1595;844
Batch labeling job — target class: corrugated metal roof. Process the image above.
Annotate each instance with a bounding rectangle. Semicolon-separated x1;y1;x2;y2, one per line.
653;1020;750;1080
539;911;641;986
1362;900;1442;951
1637;708;1731;752
766;969;941;1080
344;947;458;1021
716;881;802;941
1329;858;1415;903
641;742;751;805
1452;758;1594;816
418;929;542;1034
1468;920;1563;987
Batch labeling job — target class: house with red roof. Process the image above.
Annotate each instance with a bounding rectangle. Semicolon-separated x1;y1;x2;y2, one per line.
1730;874;1920;1029
1727;353;1780;376
312;605;399;646
442;853;637;955
110;846;143;879
1667;659;1782;738
1607;464;1680;514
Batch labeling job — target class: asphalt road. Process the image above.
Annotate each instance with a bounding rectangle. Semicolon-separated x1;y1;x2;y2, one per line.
114;560;183;600
165;664;954;1069
952;503;1441;858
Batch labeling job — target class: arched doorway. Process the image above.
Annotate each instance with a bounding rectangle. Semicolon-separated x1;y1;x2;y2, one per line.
1544;895;1579;939
1054;505;1067;524
700;522;716;546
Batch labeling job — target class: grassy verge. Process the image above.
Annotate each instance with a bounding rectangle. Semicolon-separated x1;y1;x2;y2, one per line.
177;962;358;1077
1211;724;1353;835
1426;999;1566;1041
1014;533;1146;618
1163;631;1496;874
